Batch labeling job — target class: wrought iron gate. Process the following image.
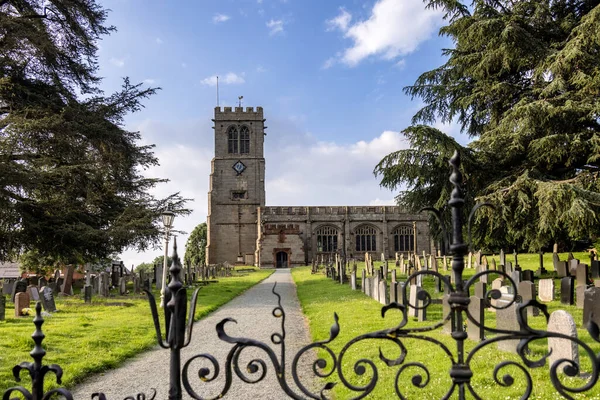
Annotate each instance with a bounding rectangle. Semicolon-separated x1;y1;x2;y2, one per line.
3;152;600;399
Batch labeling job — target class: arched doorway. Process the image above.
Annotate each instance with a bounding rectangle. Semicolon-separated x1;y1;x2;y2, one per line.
276;251;288;268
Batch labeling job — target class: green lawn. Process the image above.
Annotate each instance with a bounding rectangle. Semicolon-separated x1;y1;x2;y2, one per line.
0;269;273;394
292;257;600;400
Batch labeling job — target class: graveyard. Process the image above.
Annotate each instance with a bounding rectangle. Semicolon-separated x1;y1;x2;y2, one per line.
0;268;273;394
292;250;600;399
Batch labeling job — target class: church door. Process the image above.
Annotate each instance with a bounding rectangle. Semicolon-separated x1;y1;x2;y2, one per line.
276;251;288;268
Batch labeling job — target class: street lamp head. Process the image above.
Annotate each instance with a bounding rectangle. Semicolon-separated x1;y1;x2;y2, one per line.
162;204;176;229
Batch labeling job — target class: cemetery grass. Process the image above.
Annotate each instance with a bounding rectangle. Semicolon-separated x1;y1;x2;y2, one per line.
292;258;600;400
0;269;273;394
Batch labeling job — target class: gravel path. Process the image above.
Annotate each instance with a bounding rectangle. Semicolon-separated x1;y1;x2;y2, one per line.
70;269;319;399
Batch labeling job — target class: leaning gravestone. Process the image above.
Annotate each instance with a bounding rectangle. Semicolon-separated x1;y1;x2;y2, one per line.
40;286;57;312
0;295;5;321
583;287;600;328
14;292;30;317
518;281;539;316
11;279;27;303
556;261;568;278
560;276;575;305
467;295;485;341
538;279;554;302
575;264;588;309
28;286;40;302
496;302;526;353
548;310;579;374
521;270;534;282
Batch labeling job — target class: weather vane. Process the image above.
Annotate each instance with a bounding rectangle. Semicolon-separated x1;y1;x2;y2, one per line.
238;95;243;107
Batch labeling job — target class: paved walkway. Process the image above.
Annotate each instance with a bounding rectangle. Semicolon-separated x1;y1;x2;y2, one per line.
70;269;318;399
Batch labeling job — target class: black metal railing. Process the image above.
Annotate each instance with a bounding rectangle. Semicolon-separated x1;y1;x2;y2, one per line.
3;151;600;399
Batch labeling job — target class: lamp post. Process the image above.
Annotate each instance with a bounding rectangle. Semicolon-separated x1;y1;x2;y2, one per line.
160;204;175;308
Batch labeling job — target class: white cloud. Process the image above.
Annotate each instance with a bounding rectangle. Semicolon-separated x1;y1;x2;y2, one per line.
326;8;352;31
394;59;406;69
256;65;267;73
143;78;156;84
109;57;125;68
200;72;246;86
266;19;284;35
326;0;443;66
156;37;163;44
213;13;231;23
369;198;396;206
322;57;336;70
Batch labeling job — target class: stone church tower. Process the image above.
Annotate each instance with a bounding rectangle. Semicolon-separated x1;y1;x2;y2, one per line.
206;107;266;265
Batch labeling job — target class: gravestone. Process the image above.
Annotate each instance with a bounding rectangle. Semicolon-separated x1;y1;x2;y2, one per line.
556;261;568;278
474;281;487;300
373;275;380;301
499;249;505;267
11;279;27;303
40;286;56;312
511;270;521;286
560;276;574;305
548;310;579;374
496;302;526;353
84;285;92;303
389;282;398;303
382;262;388;280
361;269;366;292
379;281;388;305
521;270;534;282
396;283;405;306
518;281;539;316
583;287;600;328
467;295;485;341
491;278;503;308
417;288;427;322
1;281;11;296
28;286;40;302
119;277;127;295
391;270;396;283
576;264;588;309
364;277;372;297
442;295;453;334
409;285;420;318
14;292;30;317
505;261;513;275
569;259;579;276
350;271;357;290
0;295;5;321
591;260;600;279
538;279;554;302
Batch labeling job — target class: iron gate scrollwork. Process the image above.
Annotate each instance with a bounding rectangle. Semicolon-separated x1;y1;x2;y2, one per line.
4;151;600;399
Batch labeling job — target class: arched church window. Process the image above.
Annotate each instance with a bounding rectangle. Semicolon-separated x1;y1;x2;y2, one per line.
316;226;338;253
240;126;250;154
393;225;414;252
355;225;377;252
228;126;239;154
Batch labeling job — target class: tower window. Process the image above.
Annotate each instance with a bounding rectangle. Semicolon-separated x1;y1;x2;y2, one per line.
231;191;246;200
228;126;238;153
355;225;377;252
240;126;250;154
315;226;338;253
393;225;414;252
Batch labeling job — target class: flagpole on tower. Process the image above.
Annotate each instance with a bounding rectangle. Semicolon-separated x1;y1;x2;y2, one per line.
216;76;219;107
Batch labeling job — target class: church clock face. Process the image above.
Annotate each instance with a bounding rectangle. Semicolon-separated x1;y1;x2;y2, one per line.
232;160;246;175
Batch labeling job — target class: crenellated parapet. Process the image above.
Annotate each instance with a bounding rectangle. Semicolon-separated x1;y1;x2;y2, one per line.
214;106;264;121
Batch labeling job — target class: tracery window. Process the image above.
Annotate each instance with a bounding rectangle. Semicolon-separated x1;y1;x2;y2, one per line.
228;126;238;154
393;225;414;252
240;126;250;154
316;226;338;253
355;225;377;252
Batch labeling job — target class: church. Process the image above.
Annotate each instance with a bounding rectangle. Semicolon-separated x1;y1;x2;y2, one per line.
205;106;431;268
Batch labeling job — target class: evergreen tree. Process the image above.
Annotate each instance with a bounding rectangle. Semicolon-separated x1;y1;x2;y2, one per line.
184;222;207;267
0;1;189;264
376;0;600;251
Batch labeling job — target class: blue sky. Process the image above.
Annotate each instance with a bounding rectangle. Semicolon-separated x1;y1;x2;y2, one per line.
101;0;467;267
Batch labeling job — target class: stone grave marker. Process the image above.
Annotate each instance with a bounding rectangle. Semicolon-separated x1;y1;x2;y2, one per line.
40;286;56;312
28;286;40;302
442;295;453;334
379;281;389;305
84;285;92;303
0;295;5;321
518;281;539;316
505;261;513;275
576;264;588;309
591;260;600;279
467;295;485;341
11;279;27;303
373;274;381;301
560;276;574;305
491;258;497;271
556;261;568;278
511;270;521;286
474;281;487;300
491;278;503;308
350;271;357;290
417;288;427;322
15;291;30;317
548;310;579;374
389;282;398;303
361;270;366;292
391;270;396;283
409;285;419;318
499;249;505;267
521;270;534;282
569;259;579;276
583;287;600;328
1;281;11;296
538;279;554;302
496;302;526;353
396;283;405;306
364;277;372;297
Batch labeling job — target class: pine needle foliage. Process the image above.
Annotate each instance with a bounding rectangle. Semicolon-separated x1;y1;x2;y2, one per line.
375;0;600;251
0;0;189;265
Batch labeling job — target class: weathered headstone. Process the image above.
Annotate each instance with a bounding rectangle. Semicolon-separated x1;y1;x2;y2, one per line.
84;285;92;303
583;287;600;328
409;285;419;318
474;281;487;300
364;277;372;297
491;278;503;308
40;286;56;312
511;270;521;286
499;249;505;267
591;260;600;279
521;270;534;282
2;281;12;296
417;288;427;322
538;279;554;302
576;264;588;309
361;269;366;292
467;295;485;341
14;292;30;317
496;302;526;353
569;259;579;276
396;283;405;306
11;279;27;303
389;282;398;303
350;271;357;290
560;276;575;305
28;286;40;302
379;280;389;305
518;281;539;316
556;261;568;278
391;269;396;283
548;310;579;374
